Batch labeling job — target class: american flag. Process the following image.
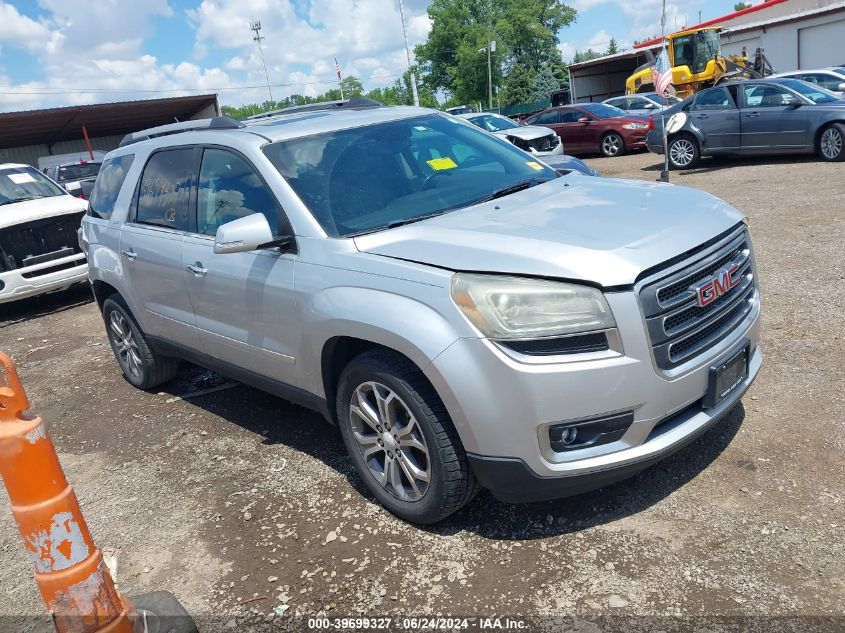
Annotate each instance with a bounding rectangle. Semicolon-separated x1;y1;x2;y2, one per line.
335;58;342;81
652;46;673;97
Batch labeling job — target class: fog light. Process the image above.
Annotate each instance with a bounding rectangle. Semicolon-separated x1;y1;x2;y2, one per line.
548;411;634;452
561;427;578;446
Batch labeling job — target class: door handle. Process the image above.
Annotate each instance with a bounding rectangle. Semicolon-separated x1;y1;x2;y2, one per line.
694;114;708;119
186;262;207;277
745;112;760;118
121;249;137;261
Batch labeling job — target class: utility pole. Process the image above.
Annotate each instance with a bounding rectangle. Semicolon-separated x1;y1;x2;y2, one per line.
250;20;273;102
487;39;494;109
398;0;420;106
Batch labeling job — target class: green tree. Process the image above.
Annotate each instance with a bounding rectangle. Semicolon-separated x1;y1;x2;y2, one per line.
340;75;364;97
530;63;560;101
734;2;751;10
501;64;536;105
572;49;602;63
606;37;619;55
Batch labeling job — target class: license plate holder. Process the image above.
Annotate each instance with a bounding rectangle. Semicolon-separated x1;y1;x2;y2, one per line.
703;340;749;409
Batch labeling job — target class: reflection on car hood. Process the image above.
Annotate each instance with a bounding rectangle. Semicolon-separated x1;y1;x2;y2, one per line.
494;126;555;141
0;194;87;230
354;177;743;287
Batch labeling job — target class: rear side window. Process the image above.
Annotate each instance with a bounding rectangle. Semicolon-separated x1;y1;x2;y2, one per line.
694;87;736;110
88;155;134;220
532;110;560;125
135;148;195;231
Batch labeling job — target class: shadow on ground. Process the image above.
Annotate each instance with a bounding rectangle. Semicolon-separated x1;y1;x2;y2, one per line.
159;363;746;541
0;283;94;328
640;153;819;174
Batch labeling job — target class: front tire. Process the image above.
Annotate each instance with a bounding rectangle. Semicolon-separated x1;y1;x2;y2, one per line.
668;134;701;169
336;349;477;524
600;132;625;157
102;295;180;389
817;123;845;162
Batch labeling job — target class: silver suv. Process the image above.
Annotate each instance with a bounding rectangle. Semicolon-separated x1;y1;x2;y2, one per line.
81;100;762;524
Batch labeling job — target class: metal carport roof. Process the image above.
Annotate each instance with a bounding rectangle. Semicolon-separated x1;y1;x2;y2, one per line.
0;94;219;149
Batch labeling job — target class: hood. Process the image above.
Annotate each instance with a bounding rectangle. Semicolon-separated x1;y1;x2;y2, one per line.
0;194;88;230
495;126;555;141
354;177;744;287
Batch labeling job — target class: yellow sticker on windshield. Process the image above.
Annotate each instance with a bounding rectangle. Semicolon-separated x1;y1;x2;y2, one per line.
526;161;544;171
427;157;458;171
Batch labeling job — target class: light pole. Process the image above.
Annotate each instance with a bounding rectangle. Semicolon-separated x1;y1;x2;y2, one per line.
250;20;273;103
397;0;420;106
478;39;496;110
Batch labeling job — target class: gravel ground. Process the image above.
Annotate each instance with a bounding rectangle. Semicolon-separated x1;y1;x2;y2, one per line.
0;151;842;633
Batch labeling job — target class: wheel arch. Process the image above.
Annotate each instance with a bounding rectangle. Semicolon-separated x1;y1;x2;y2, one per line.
814;120;845;151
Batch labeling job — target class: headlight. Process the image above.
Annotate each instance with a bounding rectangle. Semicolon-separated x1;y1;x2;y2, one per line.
622;123;648;130
450;273;616;339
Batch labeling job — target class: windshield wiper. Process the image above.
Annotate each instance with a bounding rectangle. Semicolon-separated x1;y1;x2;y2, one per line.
385;211;446;230
476;177;554;204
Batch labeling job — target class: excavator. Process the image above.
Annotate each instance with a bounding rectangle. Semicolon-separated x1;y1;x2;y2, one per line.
625;26;774;99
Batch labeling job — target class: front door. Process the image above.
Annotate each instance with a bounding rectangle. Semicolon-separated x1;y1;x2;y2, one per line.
556;109;594;153
119;147;199;349
740;84;811;150
689;87;741;151
181;147;301;385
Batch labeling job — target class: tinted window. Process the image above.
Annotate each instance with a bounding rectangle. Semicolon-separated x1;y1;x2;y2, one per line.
627;98;651;109
135;148;195;231
197;149;281;237
532;110;560;124
604;98;624;108
88;155;134;220
742;84;793;107
0;165;65;205
56;162;101;182
559;110;583;123
579;103;626;118
694;87;735;110
263;114;557;237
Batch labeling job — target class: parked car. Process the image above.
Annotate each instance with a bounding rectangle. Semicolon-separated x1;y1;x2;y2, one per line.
83;104;761;524
444;105;473;115
770;68;845;97
603;92;683;115
43;160;102;200
0;163;88;304
647;78;845;169
524;103;650;157
538;154;599;176
458;112;563;156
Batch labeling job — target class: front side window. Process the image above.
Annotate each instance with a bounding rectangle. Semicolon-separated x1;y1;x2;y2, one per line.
135;148;195;231
0;165;65;206
197;148;281;237
559;110;583;123
88;155;134;220
694;87;736;110
743;84;797;107
263;114;557;237
532;110;560;125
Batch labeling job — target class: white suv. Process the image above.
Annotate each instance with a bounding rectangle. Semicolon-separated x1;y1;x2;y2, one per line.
0;163;88;304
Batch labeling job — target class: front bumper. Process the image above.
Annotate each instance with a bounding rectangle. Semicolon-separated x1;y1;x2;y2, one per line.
0;254;88;304
424;289;761;502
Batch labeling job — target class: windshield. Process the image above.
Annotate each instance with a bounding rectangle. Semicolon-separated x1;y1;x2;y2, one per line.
56;162;101;183
0;165;66;205
467;114;519;132
263;114;557;237
579;103;627;119
781;79;841;104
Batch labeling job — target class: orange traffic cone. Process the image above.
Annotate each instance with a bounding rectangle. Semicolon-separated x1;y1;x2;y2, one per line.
0;352;138;632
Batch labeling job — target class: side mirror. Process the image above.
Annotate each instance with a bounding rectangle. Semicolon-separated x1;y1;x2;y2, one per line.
214;213;275;254
644;103;659;109
783;95;802;108
578;117;590;123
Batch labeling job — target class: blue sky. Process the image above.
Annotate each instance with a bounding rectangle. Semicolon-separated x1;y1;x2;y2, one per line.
0;0;745;111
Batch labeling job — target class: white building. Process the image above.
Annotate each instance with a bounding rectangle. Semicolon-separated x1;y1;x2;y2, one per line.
568;0;845;103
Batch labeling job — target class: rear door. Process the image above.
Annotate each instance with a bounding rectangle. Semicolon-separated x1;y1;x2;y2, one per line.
180;147;301;384
739;84;811;150
118;147;200;348
689;87;740;151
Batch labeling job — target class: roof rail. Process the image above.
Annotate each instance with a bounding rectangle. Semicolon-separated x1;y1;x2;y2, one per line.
245;97;384;120
118;116;244;147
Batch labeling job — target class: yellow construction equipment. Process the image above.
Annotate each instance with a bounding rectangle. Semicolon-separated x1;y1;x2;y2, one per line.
626;27;773;99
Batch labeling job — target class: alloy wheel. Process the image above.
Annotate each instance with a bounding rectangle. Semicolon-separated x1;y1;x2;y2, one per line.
349;381;431;502
109;311;142;378
820;127;843;160
670;138;696;167
602;134;622;156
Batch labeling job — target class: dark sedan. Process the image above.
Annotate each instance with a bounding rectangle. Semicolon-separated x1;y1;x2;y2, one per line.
524;103;650;157
647;78;845;169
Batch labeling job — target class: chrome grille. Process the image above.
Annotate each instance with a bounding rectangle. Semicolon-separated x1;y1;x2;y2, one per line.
639;227;757;370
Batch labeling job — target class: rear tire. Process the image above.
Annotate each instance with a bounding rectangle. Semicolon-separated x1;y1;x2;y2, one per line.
336;349;478;524
668;133;701;169
600;132;625;157
102;294;180;389
817;123;845;162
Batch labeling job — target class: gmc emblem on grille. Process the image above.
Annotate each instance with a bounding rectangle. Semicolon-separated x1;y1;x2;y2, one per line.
693;264;740;307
